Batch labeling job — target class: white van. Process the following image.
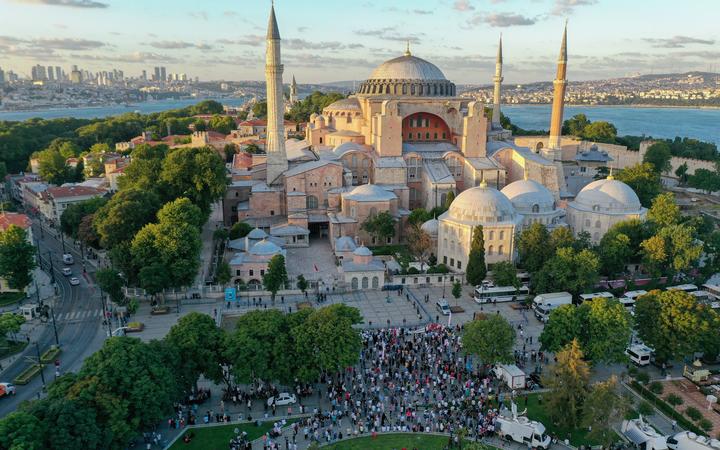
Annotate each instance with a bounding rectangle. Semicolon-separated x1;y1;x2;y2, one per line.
532;292;572;323
62;253;74;265
436;299;451;316
667;431;720;450
626;344;653;366
496;403;551;449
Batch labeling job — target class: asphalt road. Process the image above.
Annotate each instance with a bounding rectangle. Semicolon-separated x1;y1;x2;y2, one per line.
0;220;106;417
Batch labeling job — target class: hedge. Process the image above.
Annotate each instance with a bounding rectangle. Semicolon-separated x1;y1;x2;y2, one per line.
40;346;61;364
629;381;704;436
13;364;43;385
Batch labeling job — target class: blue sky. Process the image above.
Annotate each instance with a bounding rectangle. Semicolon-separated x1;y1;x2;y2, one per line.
0;0;718;84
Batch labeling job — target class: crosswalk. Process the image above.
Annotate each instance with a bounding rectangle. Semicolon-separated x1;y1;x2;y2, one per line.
55;309;104;322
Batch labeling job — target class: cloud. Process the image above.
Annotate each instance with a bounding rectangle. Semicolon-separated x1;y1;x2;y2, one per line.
35;38;106;50
284;39;365;51
453;0;475;12
354;28;423;44
189;11;208;21
13;0;108;8
552;0;597;15
471;13;537;27
643;35;715;49
217;35;265;47
148;41;195;50
297;26;308;33
70;51;180;64
413;9;432;15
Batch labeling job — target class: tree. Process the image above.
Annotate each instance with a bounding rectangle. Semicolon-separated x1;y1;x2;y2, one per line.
296;274;308;293
451;280;462;305
93;188;161;249
583;121;617;143
675;162;689;184
160;146;227;214
549;226;576;250
615;163;662;207
190;100;224;115
598;231;633;276
292;304;362;382
540;298;632;364
229;222;252;239
165;312;227;390
517;223;552;273
0;411;45;450
688;168;720;194
60;197;107;239
263;254;288;301
534;247;600;297
635;290;717;363
406;225;433;269
95;268;125;305
643;141;673;174
0;313;25;344
562;114;591;137
156;197;205;229
641;224;702;277
465;226;486;286
542;339;590;429
647;192;680;229
285;91;345;123
491;261;520;289
582;376;629;447
208;115;236;135
119;144;167;191
252;101;267;118
462;314;515;365
216;261;231;285
444;191;455;209
0;225;36;291
361;211;396;244
407;208;432;226
37;149;69;184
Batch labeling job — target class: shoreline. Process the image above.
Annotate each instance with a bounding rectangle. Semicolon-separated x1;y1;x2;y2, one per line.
504;103;720;110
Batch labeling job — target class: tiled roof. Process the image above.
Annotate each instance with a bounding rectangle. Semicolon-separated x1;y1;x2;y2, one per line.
0;213;31;231
46;185;105;199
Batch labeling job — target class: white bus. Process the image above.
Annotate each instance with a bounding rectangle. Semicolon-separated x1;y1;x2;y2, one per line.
618;290;648;308
474;285;530;304
668;284;698;293
702;283;720;301
579;291;615;303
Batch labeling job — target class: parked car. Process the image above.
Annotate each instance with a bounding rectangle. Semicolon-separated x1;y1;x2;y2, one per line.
267;392;297;407
436;299;451;316
61;267;72;276
69;277;80;286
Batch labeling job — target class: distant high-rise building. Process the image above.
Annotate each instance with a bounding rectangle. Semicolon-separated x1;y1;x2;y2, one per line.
31;64;47;81
0;68;5;84
70;65;82;84
160;66;167;82
153;66;160;81
55;66;62;81
47;67;55;81
141;69;147;81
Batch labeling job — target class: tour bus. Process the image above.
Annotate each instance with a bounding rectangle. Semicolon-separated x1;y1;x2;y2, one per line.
579;291;615;304
618;290;648;309
626;343;654;366
473;285;530;304
668;284;699;293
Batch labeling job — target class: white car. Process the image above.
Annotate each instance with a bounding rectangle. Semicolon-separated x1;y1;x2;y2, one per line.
267;392;297;407
62;254;74;265
436;299;451;316
69;277;80;286
61;267;72;276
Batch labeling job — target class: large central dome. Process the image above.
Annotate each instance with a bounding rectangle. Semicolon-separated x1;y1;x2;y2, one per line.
369;55;447;81
358;50;456;97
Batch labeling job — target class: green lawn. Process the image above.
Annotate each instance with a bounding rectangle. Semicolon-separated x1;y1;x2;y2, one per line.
0;291;25;307
0;340;27;359
324;434;492;450
504;394;616;447
169;419;299;450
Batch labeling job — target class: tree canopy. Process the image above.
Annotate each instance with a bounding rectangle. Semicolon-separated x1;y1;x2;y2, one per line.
462;314;515;365
361;211;396;244
0;225;36;291
263;254;288;301
615;162;662;207
643;141;672;174
533;247;600;297
465;226;486;286
542;339;590;429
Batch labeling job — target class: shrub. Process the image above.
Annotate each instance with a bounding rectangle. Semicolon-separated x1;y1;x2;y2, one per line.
648;381;664;395
628;366;638;376
635;372;650;384
427;264;450;274
685;407;702;422
665;393;683;406
638;401;655;417
127;298;139;315
407;267;420;275
699;419;713;432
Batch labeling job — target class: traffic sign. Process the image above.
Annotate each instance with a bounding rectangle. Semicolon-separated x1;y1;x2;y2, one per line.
224;287;237;302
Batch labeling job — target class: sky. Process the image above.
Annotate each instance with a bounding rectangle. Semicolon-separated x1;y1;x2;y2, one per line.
0;0;718;85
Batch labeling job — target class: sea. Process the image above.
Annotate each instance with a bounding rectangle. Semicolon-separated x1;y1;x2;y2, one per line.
0;99;718;146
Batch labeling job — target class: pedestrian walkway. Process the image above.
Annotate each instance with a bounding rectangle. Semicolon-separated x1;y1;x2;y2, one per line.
55;309;104;322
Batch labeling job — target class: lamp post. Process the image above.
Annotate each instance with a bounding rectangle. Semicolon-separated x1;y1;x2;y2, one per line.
59;230;66;254
34;342;46;390
50;306;59;347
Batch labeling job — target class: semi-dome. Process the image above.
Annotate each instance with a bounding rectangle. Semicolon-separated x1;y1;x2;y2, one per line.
420;218;439;237
247;228;268;239
573;178;642;213
501;179;555;213
358;50;456;97
249;239;282;256
447;182;517;224
333;142;365;157
344;184;397;202
353;246;372;257
325;97;361;111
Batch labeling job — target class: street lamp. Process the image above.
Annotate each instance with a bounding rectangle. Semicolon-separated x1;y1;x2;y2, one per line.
50;306;59;347
34;342;46;391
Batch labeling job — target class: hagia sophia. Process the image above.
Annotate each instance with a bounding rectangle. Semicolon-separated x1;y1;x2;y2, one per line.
227;4;647;286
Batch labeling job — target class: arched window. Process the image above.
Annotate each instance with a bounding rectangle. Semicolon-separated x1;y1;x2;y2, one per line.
402;84;407;95
489;230;494;240
351;277;358;290
595;220;601;228
372;276;379;289
498;245;504;255
532;204;540;213
499;231;505;240
440;193;447;207
362;277;369;289
307;195;318;209
488;245;494;255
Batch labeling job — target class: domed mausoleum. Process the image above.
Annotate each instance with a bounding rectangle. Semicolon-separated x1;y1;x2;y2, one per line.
566;177;647;243
501;179;565;230
438;181;522;269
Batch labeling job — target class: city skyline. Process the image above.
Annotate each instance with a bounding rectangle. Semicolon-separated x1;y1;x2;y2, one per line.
0;0;718;84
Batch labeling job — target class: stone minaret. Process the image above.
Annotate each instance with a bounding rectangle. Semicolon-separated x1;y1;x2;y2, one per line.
265;3;288;185
548;22;568;152
491;35;503;130
289;75;298;105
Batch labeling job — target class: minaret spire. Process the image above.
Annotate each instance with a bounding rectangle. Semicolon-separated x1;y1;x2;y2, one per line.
404;40;411;57
491;34;503;129
289;74;298;105
265;1;288;184
548;20;568;153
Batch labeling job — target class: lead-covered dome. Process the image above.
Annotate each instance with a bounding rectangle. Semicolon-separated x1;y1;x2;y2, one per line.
447;182;518;224
573;178;642;213
501;179;555;213
249;239;282;256
358;50;456;97
344;184;397;202
421;218;439;237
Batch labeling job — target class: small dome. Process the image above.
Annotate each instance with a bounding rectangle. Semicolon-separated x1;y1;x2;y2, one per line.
333;142;365;157
501;179;555;213
353;246;372;257
573;178;642;213
247;228;268;239
420;218;439;237
249;239;282;256
447;183;517;223
325;97;361;111
369;55;447;81
344;184;397;202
